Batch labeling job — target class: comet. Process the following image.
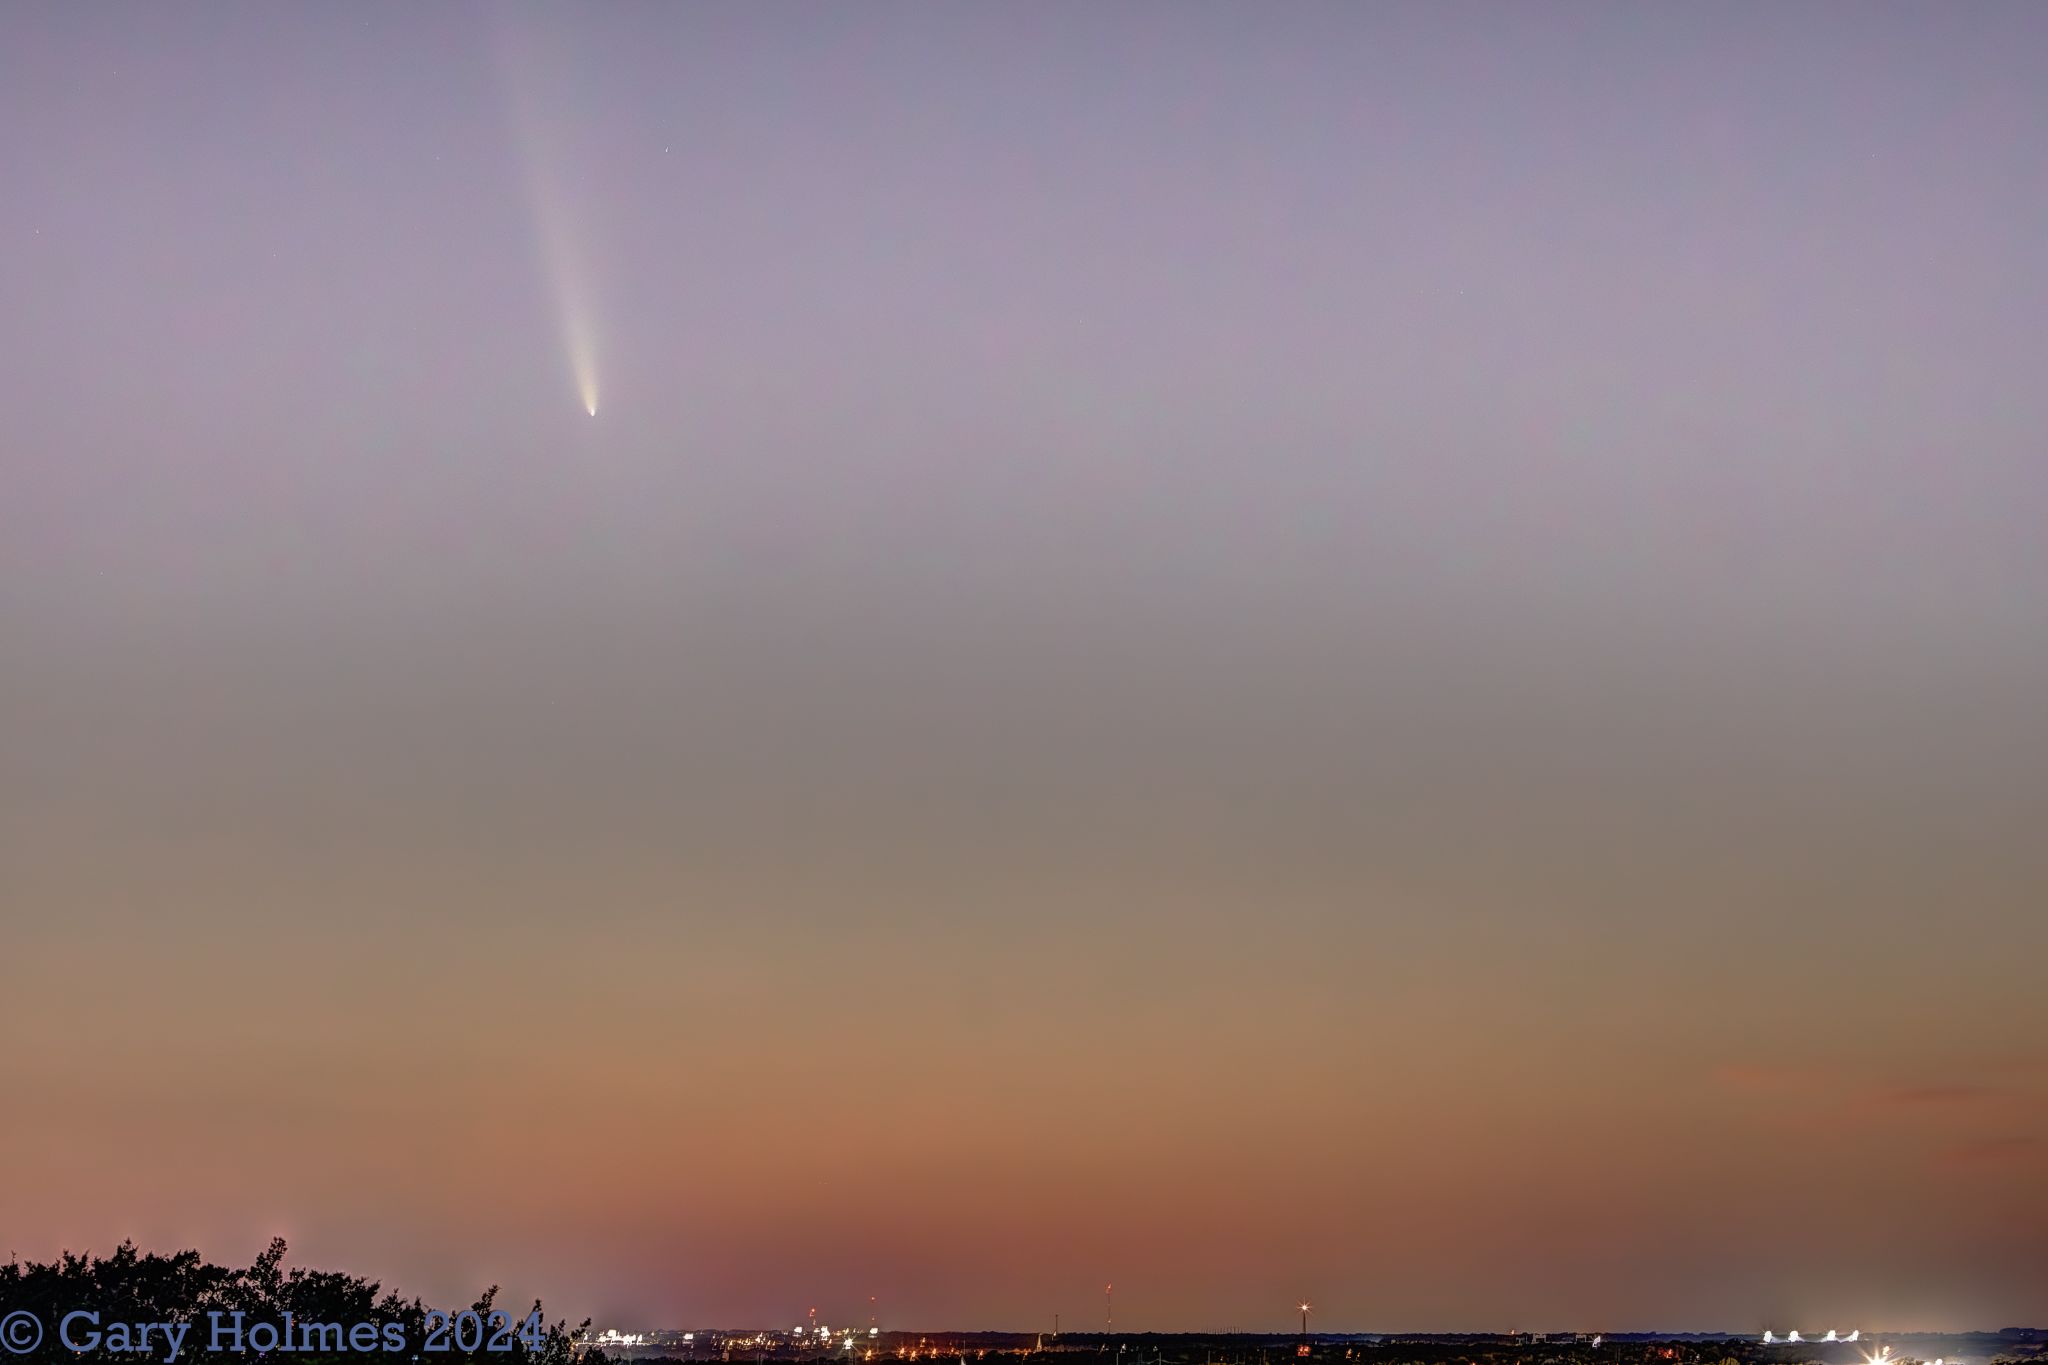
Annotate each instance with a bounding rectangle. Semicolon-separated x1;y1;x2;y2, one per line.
494;18;603;418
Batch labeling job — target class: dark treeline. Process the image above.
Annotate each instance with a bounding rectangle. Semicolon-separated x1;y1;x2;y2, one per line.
0;1241;605;1365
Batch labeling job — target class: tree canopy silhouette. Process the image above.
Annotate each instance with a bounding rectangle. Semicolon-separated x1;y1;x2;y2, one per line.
0;1241;606;1365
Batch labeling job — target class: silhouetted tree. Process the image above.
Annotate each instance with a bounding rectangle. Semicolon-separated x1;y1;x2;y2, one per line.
0;1242;603;1365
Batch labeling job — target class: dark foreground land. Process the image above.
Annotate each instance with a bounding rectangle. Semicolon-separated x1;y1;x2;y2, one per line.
616;1332;2047;1365
5;1247;2038;1365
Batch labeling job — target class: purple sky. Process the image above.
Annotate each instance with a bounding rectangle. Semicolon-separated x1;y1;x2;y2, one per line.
3;0;2046;1334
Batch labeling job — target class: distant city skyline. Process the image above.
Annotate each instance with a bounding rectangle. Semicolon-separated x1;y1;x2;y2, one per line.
570;1327;2041;1343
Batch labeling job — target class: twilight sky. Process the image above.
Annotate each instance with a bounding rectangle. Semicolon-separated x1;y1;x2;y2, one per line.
3;0;2047;1335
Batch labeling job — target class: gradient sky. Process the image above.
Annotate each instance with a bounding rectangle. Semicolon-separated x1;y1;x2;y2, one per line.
3;0;2047;1335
